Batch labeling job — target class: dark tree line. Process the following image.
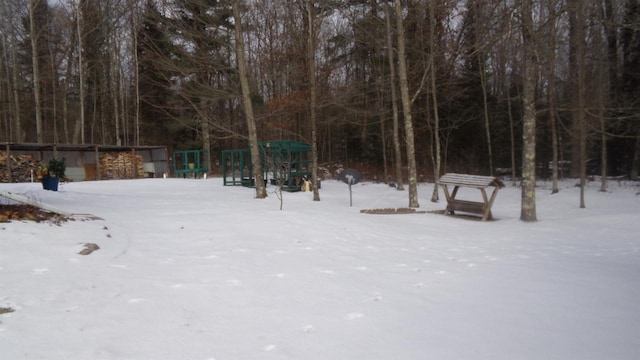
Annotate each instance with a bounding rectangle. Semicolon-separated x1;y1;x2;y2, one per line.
2;0;640;211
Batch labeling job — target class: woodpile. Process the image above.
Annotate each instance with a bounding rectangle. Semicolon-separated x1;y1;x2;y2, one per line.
0;152;42;183
99;152;145;179
1;150;147;182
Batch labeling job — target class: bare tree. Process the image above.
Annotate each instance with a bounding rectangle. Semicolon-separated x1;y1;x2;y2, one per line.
60;6;76;144
394;0;419;208
383;2;404;191
520;0;537;222
544;0;560;194
73;0;86;144
479;51;493;176
570;0;588;208
429;0;442;202
233;0;266;199
29;0;43;143
306;0;320;201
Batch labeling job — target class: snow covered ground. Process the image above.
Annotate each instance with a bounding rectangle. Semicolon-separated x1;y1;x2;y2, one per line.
1;177;639;360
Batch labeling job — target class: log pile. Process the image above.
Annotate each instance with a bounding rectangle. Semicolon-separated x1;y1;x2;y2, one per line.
99;152;144;179
2;150;147;182
0;152;42;183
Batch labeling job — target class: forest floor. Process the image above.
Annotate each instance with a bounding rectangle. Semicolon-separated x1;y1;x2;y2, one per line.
0;205;64;223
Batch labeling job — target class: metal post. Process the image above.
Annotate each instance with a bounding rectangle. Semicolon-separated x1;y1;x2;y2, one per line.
347;175;354;207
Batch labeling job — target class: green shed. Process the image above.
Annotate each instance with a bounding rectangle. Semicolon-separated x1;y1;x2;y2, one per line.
222;140;312;191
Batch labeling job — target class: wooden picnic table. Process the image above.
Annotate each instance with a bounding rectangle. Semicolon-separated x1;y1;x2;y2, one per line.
438;173;505;221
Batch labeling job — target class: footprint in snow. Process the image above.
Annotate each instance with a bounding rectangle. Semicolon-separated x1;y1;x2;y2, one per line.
345;312;364;320
263;344;277;352
302;324;314;333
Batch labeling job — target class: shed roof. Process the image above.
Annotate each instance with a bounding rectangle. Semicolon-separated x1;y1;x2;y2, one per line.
259;141;311;152
1;142;166;152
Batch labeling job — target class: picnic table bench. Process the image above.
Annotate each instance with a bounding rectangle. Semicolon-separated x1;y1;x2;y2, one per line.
438;173;505;221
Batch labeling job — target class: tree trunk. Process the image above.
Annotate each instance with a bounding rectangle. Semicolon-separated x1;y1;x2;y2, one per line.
233;1;266;199
74;0;86;144
520;0;537;222
307;0;320;201
601;0;618;192
507;80;517;186
108;33;119;145
549;88;560;193
573;0;587;208
4;2;22;141
133;4;140;146
546;0;559;194
48;40;58;143
384;2;404;191
479;55;493;176
30;0;43;143
599;107;608;192
394;0;419;208
429;0;441;202
379;89;388;181
62;21;76;144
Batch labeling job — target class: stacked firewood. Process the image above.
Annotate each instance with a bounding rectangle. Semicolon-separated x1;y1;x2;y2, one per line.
0;152;42;183
99;152;145;179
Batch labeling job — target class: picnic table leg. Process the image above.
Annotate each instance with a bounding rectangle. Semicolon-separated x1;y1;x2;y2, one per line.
450;185;460;200
441;184;451;202
441;185;451;215
444;186;460;216
484;187;501;221
480;188;491;220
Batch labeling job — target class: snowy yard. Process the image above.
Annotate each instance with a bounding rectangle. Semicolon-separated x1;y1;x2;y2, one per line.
1;178;639;359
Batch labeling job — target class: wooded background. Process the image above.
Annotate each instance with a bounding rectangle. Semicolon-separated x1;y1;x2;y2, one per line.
1;0;639;184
